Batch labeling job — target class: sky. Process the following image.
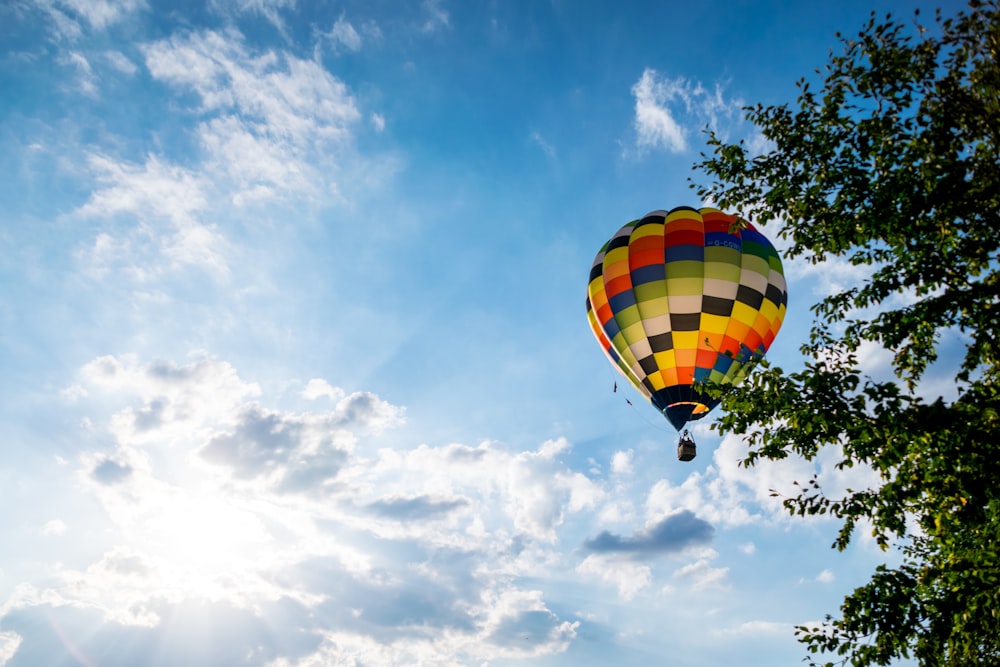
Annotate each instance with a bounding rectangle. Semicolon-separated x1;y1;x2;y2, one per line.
0;1;963;666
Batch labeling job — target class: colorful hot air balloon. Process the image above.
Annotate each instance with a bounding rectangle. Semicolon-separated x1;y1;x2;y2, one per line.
585;206;787;460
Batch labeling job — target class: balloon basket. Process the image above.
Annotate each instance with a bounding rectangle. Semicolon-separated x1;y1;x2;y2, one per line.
677;435;697;462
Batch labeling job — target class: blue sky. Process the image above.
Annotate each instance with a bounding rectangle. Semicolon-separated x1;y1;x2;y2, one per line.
0;1;957;665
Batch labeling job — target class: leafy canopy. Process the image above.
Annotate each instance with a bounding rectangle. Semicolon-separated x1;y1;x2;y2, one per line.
693;1;1000;665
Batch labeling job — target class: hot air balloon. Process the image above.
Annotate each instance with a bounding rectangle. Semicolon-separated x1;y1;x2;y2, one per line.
585;206;787;461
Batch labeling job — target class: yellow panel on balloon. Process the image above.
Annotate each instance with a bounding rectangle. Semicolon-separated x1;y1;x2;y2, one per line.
729;301;758;327
672;330;699;350
700;313;729;336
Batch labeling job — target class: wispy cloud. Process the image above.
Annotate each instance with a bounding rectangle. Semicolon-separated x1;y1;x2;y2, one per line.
212;0;295;32
715;619;790;636
35;0;146;38
630;68;744;154
531;131;557;160
59;50;97;95
75;153;230;280
672;558;730;590
69;28;379;286
142;30;361;147
420;0;451;33
40;519;68;536
59;0;146;29
327;15;363;52
103;49;137;74
576;554;652;600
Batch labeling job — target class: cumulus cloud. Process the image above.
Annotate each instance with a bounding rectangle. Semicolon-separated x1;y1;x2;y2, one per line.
583;510;714;557
480;589;579;658
611;449;633;474
8;349;869;665
361;437;603;544
198;404;355;492
645;435;810;527
301;378;344;401
2;354;601;666
78;355;262;442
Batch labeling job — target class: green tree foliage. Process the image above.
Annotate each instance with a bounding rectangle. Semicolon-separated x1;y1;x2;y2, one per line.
693;1;1000;665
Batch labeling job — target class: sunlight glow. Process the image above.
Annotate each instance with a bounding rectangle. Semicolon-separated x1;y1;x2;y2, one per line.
126;487;275;600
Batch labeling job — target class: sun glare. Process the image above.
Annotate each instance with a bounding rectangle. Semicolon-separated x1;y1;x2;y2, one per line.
135;488;273;592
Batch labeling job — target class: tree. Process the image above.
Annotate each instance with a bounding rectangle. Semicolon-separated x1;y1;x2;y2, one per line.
692;1;1000;665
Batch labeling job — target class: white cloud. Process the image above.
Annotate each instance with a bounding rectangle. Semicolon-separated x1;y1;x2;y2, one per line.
643;431;882;535
36;0;146;38
611;449;634;474
632;69;688;153
103;49;137;74
328;15;362;52
78;355;261;435
531;131;556;159
2;354;601;665
715;619;790;636
57;0;145;29
786;251;875;299
41;519;68;536
371;112;386;132
362;437;602;545
576;554;652;600
143;30;360;146
420;0;451;33
478;588;580;658
630;68;744;154
138;29;366;209
302;378;345;401
215;0;295;31
75;153;230;279
672;558;730;590
69;29;382;288
0;631;21;666
59;50;97;96
79;154;207;224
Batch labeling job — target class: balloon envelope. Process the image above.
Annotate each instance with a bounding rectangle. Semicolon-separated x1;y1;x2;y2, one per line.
586;206;787;430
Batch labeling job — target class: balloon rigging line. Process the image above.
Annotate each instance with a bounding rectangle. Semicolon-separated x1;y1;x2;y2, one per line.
602;364;671;434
